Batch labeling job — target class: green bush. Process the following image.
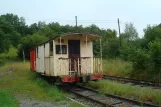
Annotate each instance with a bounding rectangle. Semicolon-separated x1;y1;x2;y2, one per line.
102;38;120;58
148;40;161;72
132;49;150;71
120;45;136;61
128;40;161;73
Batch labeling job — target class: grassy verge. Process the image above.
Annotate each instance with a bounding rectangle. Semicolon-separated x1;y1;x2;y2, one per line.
88;80;161;105
103;58;161;82
0;46;19;67
103;58;133;77
0;61;85;107
0;89;18;107
0;46;18;59
0;62;66;101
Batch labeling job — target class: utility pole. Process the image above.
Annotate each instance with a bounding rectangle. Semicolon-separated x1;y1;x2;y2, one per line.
75;16;78;32
23;50;25;63
118;18;121;47
75;16;77;27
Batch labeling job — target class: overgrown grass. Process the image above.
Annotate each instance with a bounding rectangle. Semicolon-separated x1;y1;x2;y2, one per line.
0;62;66;101
0;46;18;59
0;46;85;106
0;61;85;107
103;58;133;77
103;58;161;82
34;77;66;101
0;89;18;107
88;80;161;105
0;46;19;66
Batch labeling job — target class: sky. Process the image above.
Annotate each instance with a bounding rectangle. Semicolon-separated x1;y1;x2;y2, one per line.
1;0;161;37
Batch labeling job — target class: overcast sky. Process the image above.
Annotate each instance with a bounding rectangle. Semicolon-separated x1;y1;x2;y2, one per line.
1;0;161;37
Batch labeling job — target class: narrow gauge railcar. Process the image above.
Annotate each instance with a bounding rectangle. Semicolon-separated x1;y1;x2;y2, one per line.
30;33;102;83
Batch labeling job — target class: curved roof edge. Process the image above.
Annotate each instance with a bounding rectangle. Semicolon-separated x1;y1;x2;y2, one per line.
55;33;100;40
30;33;100;50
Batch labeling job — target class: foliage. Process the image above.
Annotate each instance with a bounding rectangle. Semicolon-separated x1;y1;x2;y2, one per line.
37;26;57;39
122;23;138;41
1;13;25;34
119;24;161;77
144;25;161;43
120;45;136;61
0;47;18;66
18;34;48;59
0;17;12;53
148;40;161;72
103;38;120;58
101;29;119;58
132;48;150;71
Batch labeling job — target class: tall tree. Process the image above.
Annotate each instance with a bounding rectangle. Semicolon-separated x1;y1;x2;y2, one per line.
0;17;11;53
122;23;138;41
144;25;161;42
38;21;46;30
29;23;39;34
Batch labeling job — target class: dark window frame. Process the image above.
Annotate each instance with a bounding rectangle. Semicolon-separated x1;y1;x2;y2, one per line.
36;47;38;58
56;45;67;54
49;41;53;56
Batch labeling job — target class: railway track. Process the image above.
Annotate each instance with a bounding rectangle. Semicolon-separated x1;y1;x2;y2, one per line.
103;75;161;89
57;83;160;107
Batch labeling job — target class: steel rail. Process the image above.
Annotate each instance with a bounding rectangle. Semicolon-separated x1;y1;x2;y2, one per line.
77;85;160;107
58;84;112;107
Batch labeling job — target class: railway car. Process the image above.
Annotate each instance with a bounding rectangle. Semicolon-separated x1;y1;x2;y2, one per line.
30;33;102;83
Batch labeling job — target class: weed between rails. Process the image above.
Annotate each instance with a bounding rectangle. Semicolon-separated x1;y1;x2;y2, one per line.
88;80;161;105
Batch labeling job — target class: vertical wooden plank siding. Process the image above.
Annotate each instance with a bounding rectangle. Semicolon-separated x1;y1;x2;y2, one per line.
39;45;45;73
30;49;36;71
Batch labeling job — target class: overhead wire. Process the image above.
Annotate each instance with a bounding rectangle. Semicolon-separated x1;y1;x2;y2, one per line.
25;18;126;34
25;18;122;24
